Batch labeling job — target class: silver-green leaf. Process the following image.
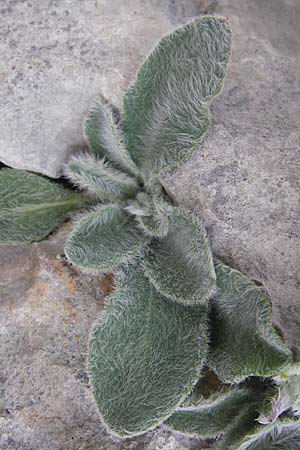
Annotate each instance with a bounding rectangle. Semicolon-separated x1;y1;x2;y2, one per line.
123;16;232;175
258;372;300;425
0;169;88;244
84;99;140;179
89;263;208;437
165;387;254;438
142;206;216;306
65;154;139;202
207;261;292;383
215;403;262;450
65;205;146;271
236;422;300;450
126;192;172;238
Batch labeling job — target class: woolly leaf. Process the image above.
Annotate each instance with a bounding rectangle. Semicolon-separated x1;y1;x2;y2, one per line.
126;192;172;238
123;16;232;174
84;99;140;179
142;206;216;306
215;402;261;450
281;363;300;377
65;205;146;271
277;375;300;419
65;154;139;202
165;387;254;438
207;261;292;383
89;263;208;437
0;169;88;243
236;422;300;450
258;373;300;424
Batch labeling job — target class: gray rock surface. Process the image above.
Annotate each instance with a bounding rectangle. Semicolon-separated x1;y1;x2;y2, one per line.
163;0;300;349
0;0;202;177
0;223;208;450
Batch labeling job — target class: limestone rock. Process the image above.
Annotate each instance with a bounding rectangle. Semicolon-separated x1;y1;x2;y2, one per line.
163;0;300;350
0;0;202;178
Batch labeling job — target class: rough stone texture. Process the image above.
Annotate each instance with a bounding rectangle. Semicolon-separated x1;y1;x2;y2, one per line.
0;0;203;177
0;223;208;450
163;0;300;350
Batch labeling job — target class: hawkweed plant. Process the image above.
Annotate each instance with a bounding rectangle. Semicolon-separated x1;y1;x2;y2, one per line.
1;16;299;449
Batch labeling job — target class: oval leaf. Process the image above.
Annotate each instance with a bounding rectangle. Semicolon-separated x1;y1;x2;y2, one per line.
84;99;140;179
126;193;172;238
65;154;139;202
123;16;232;174
142;206;216;306
0;169;88;243
207;261;292;383
89;263;208;437
165;387;254;438
258;372;300;424
215;404;261;450
236;422;300;450
65;205;146;271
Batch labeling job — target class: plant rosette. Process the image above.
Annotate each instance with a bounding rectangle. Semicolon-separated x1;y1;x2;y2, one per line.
1;16;298;448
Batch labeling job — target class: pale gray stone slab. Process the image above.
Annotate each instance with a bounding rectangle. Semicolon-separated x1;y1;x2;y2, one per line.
0;0;201;177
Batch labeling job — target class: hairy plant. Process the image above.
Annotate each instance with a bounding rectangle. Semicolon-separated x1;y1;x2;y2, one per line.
89;262;208;437
215;403;263;450
65;204;147;272
65;154;139;201
164;386;258;438
257;370;300;425
84;100;140;179
228;367;300;449
207;261;291;383
236;422;300;450
164;376;278;448
0;14;297;446
142;205;216;306
0;169;89;243
122;16;231;175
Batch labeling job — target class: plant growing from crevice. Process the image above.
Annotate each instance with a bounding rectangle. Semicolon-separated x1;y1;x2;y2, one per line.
0;15;298;448
165;368;300;449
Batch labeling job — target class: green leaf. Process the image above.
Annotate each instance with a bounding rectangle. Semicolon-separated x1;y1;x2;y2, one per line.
207;261;292;383
126;192;172;238
65;205;146;271
123;16;232;174
258;373;300;424
65;154;139;202
277;375;300;419
84;99;140;179
142;206;216;306
89;263;208;437
0;169;88;244
280;363;300;377
215;402;261;450
165;381;275;448
165;387;254;438
236;422;300;450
